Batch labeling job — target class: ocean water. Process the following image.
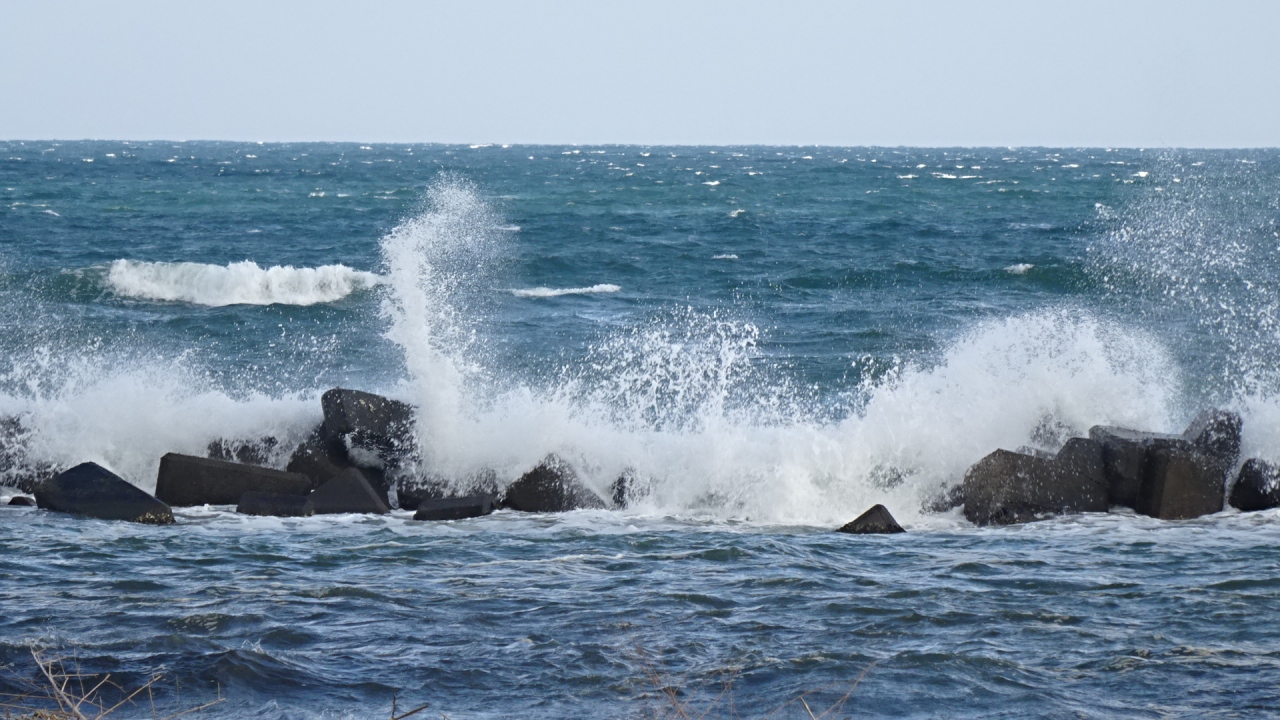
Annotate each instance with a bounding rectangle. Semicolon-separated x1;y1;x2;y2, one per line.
2;142;1280;717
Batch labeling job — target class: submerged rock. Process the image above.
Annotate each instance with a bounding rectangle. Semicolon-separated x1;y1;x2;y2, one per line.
412;495;495;521
309;467;391;515
963;438;1108;526
1229;459;1280;512
35;462;174;525
836;504;905;534
7;496;34;506
156;453;312;506
237;491;315;517
501;456;608;513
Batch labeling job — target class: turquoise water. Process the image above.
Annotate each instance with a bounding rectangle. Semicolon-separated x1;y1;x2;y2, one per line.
2;142;1280;717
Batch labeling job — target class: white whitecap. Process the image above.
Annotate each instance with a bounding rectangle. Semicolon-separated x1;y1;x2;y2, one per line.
1005;263;1034;275
510;284;621;298
712;254;738;260
106;259;382;306
703;180;720;186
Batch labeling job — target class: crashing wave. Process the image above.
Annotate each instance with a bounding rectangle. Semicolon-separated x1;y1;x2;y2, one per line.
107;259;382;306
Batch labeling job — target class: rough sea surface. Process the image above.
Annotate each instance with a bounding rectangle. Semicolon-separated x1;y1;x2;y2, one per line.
2;142;1280;717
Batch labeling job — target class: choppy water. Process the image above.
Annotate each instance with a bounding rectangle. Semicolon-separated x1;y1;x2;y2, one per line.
2;142;1280;717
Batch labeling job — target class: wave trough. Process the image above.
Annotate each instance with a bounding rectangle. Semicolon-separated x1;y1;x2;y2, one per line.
106;260;382;306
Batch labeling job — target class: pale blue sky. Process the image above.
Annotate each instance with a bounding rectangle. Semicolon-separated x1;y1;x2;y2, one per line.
2;0;1277;146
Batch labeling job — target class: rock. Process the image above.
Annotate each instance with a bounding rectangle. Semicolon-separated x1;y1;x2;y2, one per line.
309;467;391;515
35;462;174;524
1088;426;1187;508
7;496;34;506
1089;409;1242;510
412;495;495;521
237;491;315;517
501;456;608;513
963;438;1108;526
1137;447;1225;519
394;473;449;511
287;427;390;498
321;388;415;461
0;416;62;494
924;484;965;513
155;453;312;506
207;437;279;466
1229;458;1280;512
837;504;905;534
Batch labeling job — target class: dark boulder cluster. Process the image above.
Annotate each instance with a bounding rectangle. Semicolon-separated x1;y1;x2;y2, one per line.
1;388;612;525
954;408;1280;526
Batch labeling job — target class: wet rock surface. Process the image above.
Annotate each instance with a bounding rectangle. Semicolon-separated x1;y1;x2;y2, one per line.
837;504;905;534
501;456;608;513
237;491;315;517
156;453;312;507
963;438;1109;526
35;462;174;525
1229;458;1280;512
309;468;391;515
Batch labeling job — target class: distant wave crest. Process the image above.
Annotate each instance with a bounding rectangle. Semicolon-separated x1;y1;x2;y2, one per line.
511;284;621;298
107;260;382;306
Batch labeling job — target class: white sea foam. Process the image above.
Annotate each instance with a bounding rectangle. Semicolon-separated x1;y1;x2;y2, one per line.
107;260;382;306
712;254;738;260
510;284;621;298
1005;263;1034;274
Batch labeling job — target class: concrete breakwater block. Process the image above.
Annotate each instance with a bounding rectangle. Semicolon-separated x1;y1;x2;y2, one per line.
287;427;389;498
7;496;34;506
321;388;415;460
156;453;312;506
237;491;315;517
501;456;608;512
1137;447;1226;519
207;437;280;466
963;438;1109;526
837;504;905;534
1230;459;1280;512
413;495;495;521
1089;408;1240;519
310;468;391;515
35;462;174;525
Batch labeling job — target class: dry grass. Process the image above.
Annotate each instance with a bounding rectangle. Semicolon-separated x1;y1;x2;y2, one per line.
0;649;223;720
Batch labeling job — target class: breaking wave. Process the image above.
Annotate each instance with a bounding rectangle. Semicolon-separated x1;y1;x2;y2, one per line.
510;284;621;298
106;260;382;306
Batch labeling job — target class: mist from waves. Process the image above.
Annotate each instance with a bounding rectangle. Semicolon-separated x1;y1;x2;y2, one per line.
377;180;1185;526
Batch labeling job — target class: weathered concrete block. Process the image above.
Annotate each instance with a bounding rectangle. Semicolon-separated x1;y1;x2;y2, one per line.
412;495;495;521
35;462;174;524
156;453;312;507
1229;458;1280;512
837;504;905;534
963;438;1108;526
237;491;314;517
310;468;391;515
321;388;415;460
501;456;608;513
1137;447;1225;519
1088;426;1186;508
287;427;389;498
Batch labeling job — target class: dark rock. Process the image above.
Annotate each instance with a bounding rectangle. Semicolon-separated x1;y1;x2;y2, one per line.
1184;409;1243;461
1137;447;1225;519
321;388;415;462
501;456;608;513
412;495;495;521
1229;458;1280;512
1088;426;1187;508
35;462;174;524
963;438;1108;526
155;453;312;506
394;473;449;511
837;504;905;534
609;470;644;509
287;426;390;498
1089;409;1242;510
207;437;279;466
309;468;391;515
0;416;62;494
237;491;314;517
924;484;965;513
7;496;34;506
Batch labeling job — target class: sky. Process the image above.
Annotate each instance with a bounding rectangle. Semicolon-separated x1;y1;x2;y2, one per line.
2;0;1278;147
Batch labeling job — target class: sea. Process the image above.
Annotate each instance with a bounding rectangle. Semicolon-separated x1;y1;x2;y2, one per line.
2;142;1280;718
